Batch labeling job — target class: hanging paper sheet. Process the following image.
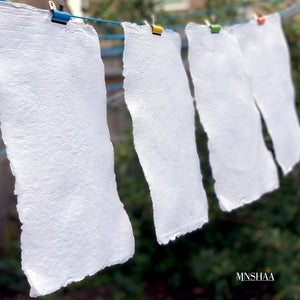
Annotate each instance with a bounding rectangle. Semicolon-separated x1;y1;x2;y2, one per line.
186;24;279;211
0;2;134;296
122;22;208;244
231;13;300;174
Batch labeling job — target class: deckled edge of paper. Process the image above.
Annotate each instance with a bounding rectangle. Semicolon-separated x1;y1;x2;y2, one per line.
218;180;280;212
282;159;300;176
157;218;209;245
27;248;135;297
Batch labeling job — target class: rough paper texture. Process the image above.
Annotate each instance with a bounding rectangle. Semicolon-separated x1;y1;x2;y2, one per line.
186;24;279;211
122;22;208;244
231;13;300;174
0;2;134;296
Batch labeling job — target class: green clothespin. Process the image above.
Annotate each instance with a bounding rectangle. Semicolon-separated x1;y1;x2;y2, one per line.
210;24;221;33
205;19;221;33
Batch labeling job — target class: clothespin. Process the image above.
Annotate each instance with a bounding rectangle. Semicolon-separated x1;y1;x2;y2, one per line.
204;19;221;33
144;15;163;36
257;16;266;25
49;1;70;25
253;12;266;25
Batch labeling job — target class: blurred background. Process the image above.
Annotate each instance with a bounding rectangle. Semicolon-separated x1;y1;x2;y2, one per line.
1;0;300;299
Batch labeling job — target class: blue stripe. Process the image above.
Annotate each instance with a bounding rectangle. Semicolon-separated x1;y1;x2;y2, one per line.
99;34;125;40
107;84;124;92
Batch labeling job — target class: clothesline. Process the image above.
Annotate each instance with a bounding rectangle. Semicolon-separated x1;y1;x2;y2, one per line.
0;0;291;31
71;1;300;93
102;0;300;93
99;3;295;41
1;0;297;52
104;2;300;93
69;14;121;25
64;0;296;31
99;2;300;56
94;0;287;30
0;0;300;155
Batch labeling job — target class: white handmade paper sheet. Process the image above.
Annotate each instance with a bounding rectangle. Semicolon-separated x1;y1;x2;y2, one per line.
0;2;134;296
186;24;279;211
231;13;300;174
122;22;208;244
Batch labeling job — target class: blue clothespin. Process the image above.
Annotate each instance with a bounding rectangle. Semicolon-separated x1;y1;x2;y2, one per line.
49;1;70;25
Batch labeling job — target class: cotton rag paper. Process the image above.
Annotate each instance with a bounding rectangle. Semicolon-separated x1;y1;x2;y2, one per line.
231;13;300;174
186;24;279;212
0;2;134;296
122;22;208;245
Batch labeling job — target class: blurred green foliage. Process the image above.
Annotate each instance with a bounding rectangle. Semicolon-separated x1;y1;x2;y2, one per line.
1;1;300;300
89;0;157;22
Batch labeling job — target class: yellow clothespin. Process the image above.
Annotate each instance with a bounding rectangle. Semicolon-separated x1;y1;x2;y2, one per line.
144;15;163;36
